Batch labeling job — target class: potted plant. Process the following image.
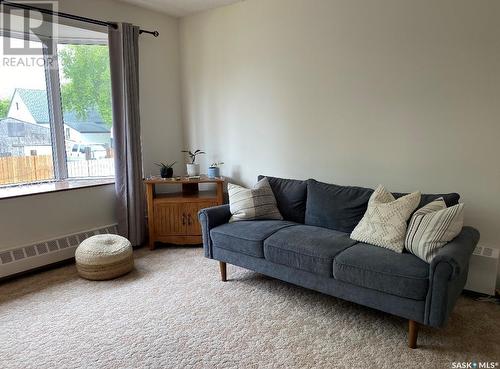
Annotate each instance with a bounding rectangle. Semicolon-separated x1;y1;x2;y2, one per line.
208;161;224;178
181;149;205;176
155;161;176;178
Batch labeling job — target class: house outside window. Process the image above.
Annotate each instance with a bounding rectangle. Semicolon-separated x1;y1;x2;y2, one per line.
0;22;114;187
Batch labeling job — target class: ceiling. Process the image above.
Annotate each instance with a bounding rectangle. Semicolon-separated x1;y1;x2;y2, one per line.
116;0;243;17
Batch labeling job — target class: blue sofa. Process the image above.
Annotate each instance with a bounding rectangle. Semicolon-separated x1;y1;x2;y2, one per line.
198;176;480;349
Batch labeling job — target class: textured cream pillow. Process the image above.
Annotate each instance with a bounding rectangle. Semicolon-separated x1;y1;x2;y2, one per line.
405;198;464;262
350;185;421;252
228;177;283;222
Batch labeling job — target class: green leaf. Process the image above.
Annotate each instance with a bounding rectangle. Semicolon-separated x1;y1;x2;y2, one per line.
59;44;112;127
0;98;9;118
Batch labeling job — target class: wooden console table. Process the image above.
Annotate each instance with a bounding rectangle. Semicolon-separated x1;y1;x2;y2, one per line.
144;176;224;250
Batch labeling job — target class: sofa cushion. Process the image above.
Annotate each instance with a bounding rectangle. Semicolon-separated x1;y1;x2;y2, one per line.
393;192;460;209
264;225;357;277
258;175;307;223
333;243;429;300
211;220;296;258
305;179;374;233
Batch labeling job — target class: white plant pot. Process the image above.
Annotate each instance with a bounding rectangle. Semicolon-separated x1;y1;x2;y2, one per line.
186;163;200;176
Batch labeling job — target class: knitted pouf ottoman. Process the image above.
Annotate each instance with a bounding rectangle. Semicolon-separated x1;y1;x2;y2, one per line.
75;234;134;280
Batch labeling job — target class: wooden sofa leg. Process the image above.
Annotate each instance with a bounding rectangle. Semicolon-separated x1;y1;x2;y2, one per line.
219;261;227;282
408;320;419;349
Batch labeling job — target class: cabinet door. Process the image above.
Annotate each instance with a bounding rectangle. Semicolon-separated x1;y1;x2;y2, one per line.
154;202;186;236
185;201;218;236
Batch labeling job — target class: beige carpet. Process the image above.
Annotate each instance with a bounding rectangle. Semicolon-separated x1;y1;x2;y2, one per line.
1;246;498;369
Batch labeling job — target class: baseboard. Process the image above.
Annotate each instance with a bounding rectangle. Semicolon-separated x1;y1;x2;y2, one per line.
0;258;76;283
0;224;118;278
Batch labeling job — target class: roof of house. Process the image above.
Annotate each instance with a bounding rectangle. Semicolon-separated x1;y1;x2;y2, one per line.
0;117;50;135
0;117;20;136
0;117;27;126
0;117;52;147
14;88;110;133
16;89;50;124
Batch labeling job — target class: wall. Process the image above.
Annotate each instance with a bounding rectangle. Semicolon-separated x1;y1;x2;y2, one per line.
0;0;183;252
180;0;500;285
79;132;111;145
0;185;116;249
8;92;36;124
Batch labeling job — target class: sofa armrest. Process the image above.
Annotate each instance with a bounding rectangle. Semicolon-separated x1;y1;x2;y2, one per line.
198;204;231;258
425;226;480;327
430;226;480;281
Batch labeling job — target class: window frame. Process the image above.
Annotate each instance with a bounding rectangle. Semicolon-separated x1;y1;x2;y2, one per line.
0;29;113;188
44;43;68;179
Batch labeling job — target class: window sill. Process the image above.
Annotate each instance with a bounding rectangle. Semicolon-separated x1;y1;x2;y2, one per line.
0;178;115;200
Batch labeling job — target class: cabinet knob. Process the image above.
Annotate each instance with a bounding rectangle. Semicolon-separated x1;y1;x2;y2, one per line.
182;213;186;225
188;214;192;225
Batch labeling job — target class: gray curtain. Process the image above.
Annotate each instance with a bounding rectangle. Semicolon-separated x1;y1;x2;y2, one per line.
108;23;145;246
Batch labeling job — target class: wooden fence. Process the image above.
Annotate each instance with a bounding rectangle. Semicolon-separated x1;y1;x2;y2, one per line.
0;156;114;185
0;155;54;185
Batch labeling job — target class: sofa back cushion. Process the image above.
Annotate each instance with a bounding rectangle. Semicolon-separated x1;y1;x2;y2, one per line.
305;179;374;233
305;179;461;233
258;175;307;223
393;192;460;208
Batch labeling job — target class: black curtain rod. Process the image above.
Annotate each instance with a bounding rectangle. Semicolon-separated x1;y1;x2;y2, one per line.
0;1;160;37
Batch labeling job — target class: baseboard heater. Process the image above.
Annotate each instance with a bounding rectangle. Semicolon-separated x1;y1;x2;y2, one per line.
464;244;499;296
0;224;118;279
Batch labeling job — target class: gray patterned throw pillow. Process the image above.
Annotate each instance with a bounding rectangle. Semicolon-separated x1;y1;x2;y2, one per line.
228;177;283;222
405;198;464;262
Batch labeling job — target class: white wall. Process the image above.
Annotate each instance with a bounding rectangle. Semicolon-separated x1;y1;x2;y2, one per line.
23;145;52;156
180;0;500;285
79;132;111;145
0;0;183;253
0;185;116;249
7;92;36;124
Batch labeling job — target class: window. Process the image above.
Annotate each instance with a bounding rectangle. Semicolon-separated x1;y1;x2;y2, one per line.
7;121;26;137
0;37;54;185
0;28;114;187
58;43;114;178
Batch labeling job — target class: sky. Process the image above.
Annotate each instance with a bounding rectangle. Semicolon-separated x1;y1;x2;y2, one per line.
0;37;47;100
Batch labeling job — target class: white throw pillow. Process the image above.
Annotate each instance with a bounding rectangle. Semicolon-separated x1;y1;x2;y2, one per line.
350;185;421;252
228;177;283;222
405;198;464;262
